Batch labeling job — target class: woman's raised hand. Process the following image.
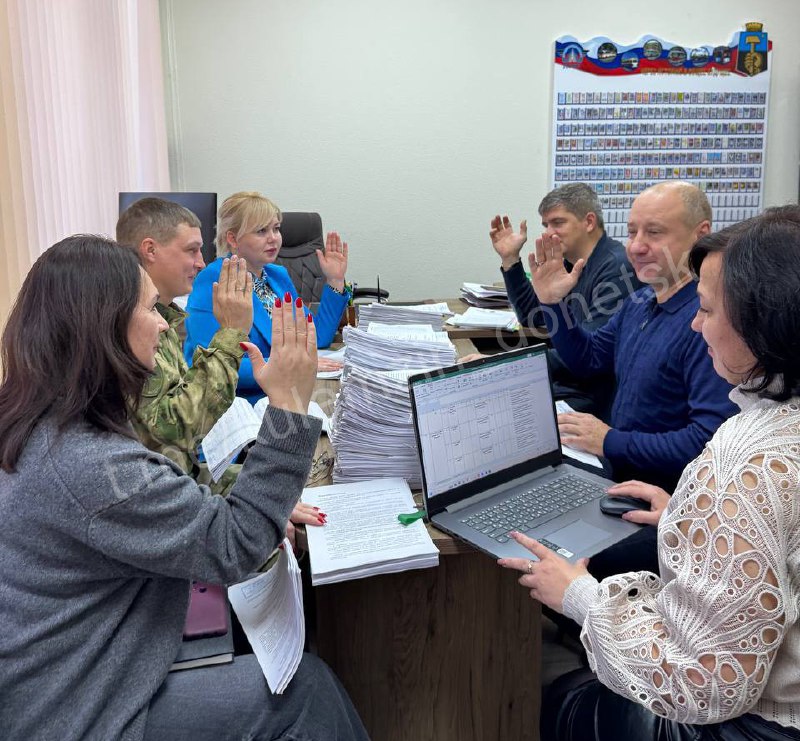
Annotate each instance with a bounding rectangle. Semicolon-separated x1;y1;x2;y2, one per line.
316;231;348;291
242;294;317;415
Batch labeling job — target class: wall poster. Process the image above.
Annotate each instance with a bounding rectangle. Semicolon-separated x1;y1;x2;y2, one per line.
552;23;771;239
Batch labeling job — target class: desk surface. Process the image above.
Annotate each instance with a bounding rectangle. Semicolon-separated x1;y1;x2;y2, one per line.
441;298;548;341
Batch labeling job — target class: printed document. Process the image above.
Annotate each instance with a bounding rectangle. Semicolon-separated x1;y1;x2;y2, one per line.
302;478;439;585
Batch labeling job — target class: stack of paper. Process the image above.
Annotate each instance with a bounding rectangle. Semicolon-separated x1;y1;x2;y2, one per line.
357;302;453;331
446;307;520;331
329;325;456;486
340;324;457;372
227;541;304;694
331;365;436;486
202;397;331;480
317;347;347;380
303;478;439;585
460;282;510;308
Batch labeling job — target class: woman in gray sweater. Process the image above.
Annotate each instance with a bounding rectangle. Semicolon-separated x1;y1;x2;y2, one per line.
0;236;368;741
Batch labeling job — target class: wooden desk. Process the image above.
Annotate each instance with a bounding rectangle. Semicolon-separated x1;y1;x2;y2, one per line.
309;347;542;741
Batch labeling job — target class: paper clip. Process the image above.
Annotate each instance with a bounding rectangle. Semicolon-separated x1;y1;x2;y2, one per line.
397;510;426;526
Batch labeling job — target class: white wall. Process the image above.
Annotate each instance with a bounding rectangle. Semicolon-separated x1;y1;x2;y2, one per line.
160;0;800;300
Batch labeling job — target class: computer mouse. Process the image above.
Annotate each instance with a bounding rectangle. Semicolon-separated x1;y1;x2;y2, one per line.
599;494;651;517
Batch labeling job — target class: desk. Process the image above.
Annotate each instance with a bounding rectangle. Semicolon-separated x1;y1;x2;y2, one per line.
309;343;542;741
441;298;548;345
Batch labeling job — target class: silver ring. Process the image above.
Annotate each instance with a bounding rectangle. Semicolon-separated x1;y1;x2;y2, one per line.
527;560;534;575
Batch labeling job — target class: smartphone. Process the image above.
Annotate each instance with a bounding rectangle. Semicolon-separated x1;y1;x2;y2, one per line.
183;582;228;640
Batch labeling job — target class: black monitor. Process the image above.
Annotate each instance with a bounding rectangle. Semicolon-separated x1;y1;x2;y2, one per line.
118;192;218;264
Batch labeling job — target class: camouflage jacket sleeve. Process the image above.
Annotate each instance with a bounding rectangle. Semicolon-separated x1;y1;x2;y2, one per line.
130;303;248;474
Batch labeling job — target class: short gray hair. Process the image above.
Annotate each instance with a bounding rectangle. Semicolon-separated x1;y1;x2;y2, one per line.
538;183;604;230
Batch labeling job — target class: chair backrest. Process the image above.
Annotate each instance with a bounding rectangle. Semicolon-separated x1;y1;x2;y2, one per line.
275;211;326;304
118;192;218;265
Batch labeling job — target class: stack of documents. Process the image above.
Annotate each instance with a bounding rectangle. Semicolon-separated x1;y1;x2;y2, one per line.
227;542;304;694
202;397;331;480
446;307;520;331
340;324;457;371
460;282;510;308
317;347;346;379
303;478;439;585
357;302;453;331
330;324;456;486
331;365;435;487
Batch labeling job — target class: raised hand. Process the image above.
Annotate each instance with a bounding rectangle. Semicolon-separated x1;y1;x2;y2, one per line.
529;232;584;305
605;480;671;526
498;531;589;614
212;256;253;333
316;231;348;292
244;294;318;414
490;215;528;270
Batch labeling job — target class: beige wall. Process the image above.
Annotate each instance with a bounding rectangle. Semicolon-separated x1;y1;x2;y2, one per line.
161;0;800;299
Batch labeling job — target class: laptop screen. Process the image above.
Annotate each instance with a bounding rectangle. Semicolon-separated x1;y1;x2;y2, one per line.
409;346;560;508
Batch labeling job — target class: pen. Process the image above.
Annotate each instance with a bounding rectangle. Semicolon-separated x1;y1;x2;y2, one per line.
377;274;381;303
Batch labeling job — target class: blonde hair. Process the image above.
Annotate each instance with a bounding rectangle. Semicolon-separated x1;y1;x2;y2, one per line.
216;191;282;255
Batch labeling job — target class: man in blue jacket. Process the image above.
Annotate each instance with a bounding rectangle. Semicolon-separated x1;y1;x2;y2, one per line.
532;181;737;578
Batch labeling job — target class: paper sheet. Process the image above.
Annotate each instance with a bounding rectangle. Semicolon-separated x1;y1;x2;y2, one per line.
555;401;604;469
227;541;304;694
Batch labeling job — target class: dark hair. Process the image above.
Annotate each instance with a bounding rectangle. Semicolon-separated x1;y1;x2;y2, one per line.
762;204;800;225
0;235;150;472
538;183;605;230
691;217;800;401
116;197;201;249
688;222;748;278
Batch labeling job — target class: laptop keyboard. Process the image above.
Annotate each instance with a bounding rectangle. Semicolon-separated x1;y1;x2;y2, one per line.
460;474;606;543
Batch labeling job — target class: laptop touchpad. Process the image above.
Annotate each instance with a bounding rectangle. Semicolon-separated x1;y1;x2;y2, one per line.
540;520;608;555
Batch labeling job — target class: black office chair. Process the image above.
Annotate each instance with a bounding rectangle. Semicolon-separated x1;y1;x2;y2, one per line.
118;192;218;265
275;212;327;304
276;212;388;304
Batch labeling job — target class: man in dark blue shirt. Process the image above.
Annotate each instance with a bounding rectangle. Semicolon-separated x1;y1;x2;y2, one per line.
492;183;641;418
532;181;737;578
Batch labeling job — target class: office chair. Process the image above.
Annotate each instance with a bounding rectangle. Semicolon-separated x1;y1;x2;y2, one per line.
118;192;218;265
275;212;327;304
277;212;389;304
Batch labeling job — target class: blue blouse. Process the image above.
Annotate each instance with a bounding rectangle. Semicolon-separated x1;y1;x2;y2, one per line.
184;258;348;403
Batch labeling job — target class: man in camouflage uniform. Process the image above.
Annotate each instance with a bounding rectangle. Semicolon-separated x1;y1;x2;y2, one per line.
116;198;329;534
117;199;254;496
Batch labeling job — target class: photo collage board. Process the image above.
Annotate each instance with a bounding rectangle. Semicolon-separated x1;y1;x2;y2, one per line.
552;24;772;239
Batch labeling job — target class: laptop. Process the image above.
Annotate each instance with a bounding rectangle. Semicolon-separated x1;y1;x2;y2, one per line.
408;344;640;563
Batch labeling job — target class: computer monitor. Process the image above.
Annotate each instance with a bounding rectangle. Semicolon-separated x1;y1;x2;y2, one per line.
118;192;218;264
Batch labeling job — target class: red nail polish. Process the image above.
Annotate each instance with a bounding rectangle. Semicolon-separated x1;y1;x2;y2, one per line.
274;298;281;309
295;297;303;309
239;342;248;351
284;292;291;302
318;516;326;524
307;314;313;323
313;506;320;511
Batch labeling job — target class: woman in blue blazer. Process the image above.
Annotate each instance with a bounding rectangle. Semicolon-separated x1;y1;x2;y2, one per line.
185;191;349;402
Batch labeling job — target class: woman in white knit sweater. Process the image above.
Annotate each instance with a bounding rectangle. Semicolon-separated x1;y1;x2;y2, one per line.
500;214;800;739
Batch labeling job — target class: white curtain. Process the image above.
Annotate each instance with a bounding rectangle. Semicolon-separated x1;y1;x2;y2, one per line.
0;0;170;327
